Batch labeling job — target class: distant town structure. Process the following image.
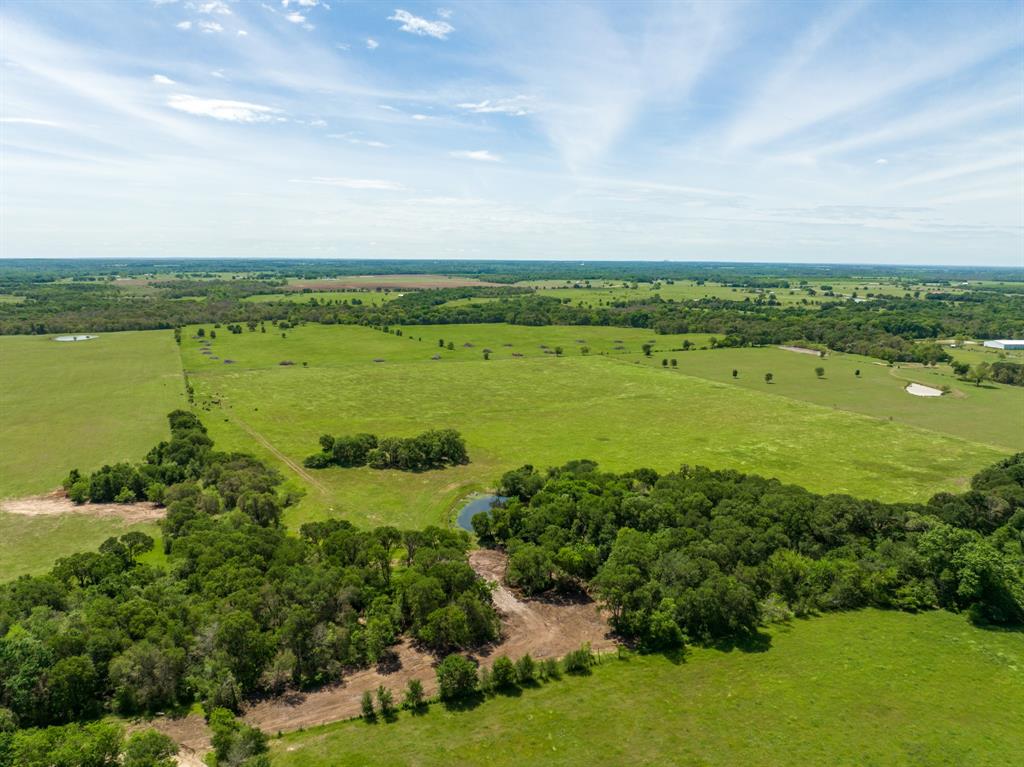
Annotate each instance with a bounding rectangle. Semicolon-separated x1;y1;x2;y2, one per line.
983;340;1024;350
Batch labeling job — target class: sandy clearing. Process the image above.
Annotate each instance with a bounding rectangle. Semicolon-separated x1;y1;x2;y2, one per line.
777;345;824;356
906;382;944;397
0;490;164;523
242;548;614;734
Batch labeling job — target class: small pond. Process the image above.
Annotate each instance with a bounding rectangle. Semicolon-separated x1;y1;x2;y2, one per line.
455;494;508;532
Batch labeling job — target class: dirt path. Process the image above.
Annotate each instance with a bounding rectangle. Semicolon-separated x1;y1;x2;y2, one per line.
232;417;326;494
0;490;164;523
242;549;614;733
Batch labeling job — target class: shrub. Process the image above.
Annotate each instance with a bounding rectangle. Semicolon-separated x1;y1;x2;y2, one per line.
491;656;517;689
436;654;477;701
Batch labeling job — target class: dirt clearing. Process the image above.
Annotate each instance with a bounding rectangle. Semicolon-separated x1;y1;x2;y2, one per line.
0;490;164;523
777;345;824;356
242;548;614;734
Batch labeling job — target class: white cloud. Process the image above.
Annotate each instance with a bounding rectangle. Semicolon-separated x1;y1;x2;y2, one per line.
875;158;888;165
152;74;176;85
292;176;406;190
437;7;452;19
211;69;227;79
285;12;305;24
387;9;453;40
366;38;379;50
450;149;502;162
411;113;430;121
309;118;326;127
196;0;231;14
328;133;390;148
166;93;283;122
175;20;192;30
198;21;223;33
893;154;1022;188
237;29;248;36
456;96;532;117
0;117;61;127
378;104;398;112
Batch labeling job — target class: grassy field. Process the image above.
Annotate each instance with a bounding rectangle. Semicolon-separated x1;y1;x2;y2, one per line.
181;324;1008;531
624;347;1023;451
0;330;185;579
271;609;1024;767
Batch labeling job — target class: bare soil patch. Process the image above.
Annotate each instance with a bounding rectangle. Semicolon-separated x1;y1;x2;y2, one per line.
0;490;164;523
242;549;614;734
777;345;824;356
134;715;210;767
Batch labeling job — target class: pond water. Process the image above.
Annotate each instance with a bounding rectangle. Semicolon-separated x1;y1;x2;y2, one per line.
455;494;508;532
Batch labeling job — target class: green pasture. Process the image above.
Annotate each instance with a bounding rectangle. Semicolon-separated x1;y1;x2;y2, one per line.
181;324;1007;531
0;331;186;497
272;609;1024;767
624;346;1023;451
0;330;185;580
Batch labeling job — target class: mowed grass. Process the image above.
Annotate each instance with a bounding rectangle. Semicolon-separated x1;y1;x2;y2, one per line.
271;609;1024;767
0;331;185;580
624;347;1023;451
182;324;1007;530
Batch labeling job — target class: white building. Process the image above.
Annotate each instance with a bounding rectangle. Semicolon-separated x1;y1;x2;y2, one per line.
983;340;1024;350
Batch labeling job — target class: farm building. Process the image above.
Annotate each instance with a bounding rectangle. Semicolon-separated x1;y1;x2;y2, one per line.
983;340;1024;350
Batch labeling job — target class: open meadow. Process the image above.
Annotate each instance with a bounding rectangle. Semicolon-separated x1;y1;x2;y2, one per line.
180;323;1010;531
272;609;1024;767
0;330;184;577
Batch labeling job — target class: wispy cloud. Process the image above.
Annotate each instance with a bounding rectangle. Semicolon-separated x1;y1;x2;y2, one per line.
285;12;306;24
198;20;223;33
291;176;406;190
167;94;283;122
329;133;390;148
0;117;62;127
388;9;453;40
892;154;1023;188
152;74;176;85
366;38;379;50
450;149;502;162
196;0;231;14
456;97;531;117
175;20;192;30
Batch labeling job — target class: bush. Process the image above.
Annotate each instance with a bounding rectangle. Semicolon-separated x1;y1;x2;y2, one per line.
515;654;536;684
562;644;594;675
360;690;376;722
491;656;517;689
402;679;425;711
436;654;477;701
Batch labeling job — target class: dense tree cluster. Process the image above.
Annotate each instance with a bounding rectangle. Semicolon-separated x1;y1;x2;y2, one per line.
0;719;177;767
474;456;1024;649
63;411;287;533
304;429;469;472
0;415;497;731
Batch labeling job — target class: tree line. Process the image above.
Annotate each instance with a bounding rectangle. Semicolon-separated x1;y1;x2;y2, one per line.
473;457;1024;650
304;429;469;472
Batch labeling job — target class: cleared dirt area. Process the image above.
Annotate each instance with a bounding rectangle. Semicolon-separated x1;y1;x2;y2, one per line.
0;490;164;523
136;715;210;767
243;548;614;734
285;275;500;291
778;345;824;356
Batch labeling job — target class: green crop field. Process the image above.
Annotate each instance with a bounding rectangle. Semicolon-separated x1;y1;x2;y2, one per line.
181;323;1008;531
271;609;1024;767
0;331;185;579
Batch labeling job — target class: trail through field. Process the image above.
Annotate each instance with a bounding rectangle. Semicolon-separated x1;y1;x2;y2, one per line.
242;549;614;733
232;417;326;494
0;490;164;522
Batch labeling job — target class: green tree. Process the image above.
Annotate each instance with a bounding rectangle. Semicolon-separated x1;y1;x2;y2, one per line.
514;654;536;684
642;343;653;356
491;656;517;689
815;366;825;378
436;654;477;701
376;686;395;719
765;372;773;383
123;729;178;767
971;361;992;386
507;544;553;595
402;678;425;711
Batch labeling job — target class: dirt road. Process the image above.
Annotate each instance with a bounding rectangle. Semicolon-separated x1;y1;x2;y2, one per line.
243;548;614;733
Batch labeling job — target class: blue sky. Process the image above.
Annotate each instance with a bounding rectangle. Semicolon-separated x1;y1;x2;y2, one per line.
1;0;1022;264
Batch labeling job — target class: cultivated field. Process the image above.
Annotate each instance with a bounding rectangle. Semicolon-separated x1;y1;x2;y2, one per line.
181;323;1008;531
0;330;184;578
271;609;1024;767
244;291;399;305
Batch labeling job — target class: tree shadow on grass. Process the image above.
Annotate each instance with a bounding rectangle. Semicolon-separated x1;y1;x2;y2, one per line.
441;691;486;713
708;630;773;655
